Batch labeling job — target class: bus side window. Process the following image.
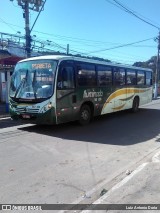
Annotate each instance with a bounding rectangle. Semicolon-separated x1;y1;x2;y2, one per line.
97;65;112;86
114;68;125;86
126;69;136;85
146;71;152;85
137;71;145;85
57;66;75;89
77;63;96;87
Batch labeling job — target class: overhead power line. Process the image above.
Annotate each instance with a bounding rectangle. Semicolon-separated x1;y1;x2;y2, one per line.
0;19;126;46
88;37;155;54
0;31;155;64
0;17;17;32
106;0;160;30
0;17;157;48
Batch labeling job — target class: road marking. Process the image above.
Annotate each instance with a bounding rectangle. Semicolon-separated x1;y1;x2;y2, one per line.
81;162;148;213
0;117;10;120
152;151;160;162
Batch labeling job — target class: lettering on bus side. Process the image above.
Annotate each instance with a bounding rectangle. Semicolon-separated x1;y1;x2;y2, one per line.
83;90;103;102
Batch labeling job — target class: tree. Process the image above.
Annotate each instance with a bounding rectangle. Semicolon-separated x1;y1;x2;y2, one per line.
133;56;157;82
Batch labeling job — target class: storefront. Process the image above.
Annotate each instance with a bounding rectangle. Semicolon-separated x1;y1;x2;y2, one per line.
0;50;23;105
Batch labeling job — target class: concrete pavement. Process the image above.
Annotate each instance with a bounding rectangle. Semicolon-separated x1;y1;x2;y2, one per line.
81;149;160;213
0;99;160;213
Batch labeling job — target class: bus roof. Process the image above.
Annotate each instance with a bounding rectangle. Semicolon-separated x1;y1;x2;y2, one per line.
19;55;152;72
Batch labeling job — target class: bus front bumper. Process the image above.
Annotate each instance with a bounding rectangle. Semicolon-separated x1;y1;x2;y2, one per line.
10;107;57;125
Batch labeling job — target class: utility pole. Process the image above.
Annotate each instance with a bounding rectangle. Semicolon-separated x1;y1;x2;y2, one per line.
10;0;45;58
154;32;160;99
24;1;31;57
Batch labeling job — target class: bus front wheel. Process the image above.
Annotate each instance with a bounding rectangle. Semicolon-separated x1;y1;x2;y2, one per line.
79;104;91;125
131;97;139;113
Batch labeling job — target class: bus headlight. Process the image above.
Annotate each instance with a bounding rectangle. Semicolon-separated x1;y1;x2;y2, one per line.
40;103;52;113
48;104;52;109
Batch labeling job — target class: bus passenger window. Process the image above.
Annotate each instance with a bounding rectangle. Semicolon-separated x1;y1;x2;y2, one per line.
137;71;145;85
77;63;96;87
126;70;136;85
57;66;75;89
146;71;152;85
114;68;125;86
97;65;112;86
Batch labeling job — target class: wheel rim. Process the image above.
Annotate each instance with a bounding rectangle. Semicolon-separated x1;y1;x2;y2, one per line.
81;109;89;121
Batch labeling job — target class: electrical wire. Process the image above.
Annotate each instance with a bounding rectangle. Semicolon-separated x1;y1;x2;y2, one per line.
107;0;160;30
0;31;156;64
87;37;155;54
0;18;157;49
0;17;17;32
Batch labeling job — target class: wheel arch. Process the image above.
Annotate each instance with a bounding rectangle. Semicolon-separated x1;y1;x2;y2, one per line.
134;95;140;103
131;95;140;113
80;101;95;117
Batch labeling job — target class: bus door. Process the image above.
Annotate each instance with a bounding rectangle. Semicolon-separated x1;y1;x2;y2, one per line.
56;61;77;124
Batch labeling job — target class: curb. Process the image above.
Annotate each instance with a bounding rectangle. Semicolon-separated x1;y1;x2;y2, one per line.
80;151;160;213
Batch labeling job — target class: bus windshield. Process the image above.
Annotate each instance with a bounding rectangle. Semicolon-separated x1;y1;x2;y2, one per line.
10;60;57;101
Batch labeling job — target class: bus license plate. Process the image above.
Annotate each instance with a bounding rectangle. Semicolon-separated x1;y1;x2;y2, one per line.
22;114;30;119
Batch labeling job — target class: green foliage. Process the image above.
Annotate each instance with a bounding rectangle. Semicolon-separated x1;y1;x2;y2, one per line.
133;56;157;82
133;56;156;71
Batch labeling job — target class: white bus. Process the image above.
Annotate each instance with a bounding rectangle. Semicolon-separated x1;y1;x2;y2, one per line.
9;55;153;125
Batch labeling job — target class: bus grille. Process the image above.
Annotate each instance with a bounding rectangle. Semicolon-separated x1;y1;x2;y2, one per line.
15;107;39;114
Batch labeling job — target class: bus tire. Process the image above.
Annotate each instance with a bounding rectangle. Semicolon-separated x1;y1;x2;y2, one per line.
131;97;139;113
79;104;91;125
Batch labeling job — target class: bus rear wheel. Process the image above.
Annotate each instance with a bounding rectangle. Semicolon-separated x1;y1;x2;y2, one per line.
79;104;91;125
131;97;139;113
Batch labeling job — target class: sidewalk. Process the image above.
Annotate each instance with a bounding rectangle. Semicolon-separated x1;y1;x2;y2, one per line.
0;103;10;118
81;153;160;213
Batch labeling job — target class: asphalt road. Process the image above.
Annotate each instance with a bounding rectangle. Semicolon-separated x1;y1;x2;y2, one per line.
0;100;160;211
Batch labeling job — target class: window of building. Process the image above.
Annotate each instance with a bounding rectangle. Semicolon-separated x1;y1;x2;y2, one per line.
97;65;112;86
77;63;96;86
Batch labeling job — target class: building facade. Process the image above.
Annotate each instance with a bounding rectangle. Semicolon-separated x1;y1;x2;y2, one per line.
0;50;23;103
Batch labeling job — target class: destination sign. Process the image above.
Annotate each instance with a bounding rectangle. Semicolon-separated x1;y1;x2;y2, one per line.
32;63;52;69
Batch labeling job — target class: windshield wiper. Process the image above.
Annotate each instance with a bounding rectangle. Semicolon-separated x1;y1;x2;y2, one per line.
14;69;28;98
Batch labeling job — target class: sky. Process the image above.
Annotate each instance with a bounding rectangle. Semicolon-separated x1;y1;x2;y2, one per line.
1;0;160;65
